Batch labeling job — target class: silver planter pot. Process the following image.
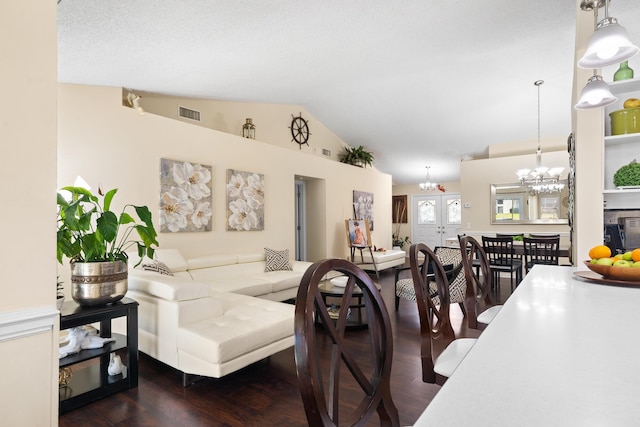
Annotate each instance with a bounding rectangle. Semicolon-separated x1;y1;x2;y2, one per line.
71;261;128;307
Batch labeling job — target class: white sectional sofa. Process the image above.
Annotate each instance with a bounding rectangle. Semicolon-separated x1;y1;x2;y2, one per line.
123;248;313;384
351;248;406;276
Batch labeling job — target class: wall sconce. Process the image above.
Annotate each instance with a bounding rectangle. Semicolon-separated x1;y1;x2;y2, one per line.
242;118;256;139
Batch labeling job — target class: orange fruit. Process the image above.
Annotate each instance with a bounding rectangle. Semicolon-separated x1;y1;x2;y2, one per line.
589;245;611;260
632;248;640;262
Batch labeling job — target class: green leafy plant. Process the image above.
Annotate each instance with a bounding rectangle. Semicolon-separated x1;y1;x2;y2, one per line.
613;159;640;187
57;186;158;267
339;145;375;168
392;233;411;249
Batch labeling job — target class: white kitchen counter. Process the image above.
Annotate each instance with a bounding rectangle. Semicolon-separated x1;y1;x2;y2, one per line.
413;264;640;427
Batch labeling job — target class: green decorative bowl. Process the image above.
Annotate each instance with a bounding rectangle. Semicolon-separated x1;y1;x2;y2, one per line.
610;108;640;135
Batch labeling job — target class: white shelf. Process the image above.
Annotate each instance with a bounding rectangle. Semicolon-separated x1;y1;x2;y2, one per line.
603;79;640;208
604;133;640;145
608;78;640;95
603;188;640;194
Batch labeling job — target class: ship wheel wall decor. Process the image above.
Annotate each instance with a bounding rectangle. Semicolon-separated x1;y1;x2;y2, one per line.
289;113;311;149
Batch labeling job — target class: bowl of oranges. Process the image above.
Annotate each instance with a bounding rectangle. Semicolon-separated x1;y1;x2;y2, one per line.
585;245;640;282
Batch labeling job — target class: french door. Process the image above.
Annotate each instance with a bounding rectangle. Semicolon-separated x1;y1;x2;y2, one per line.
411;193;462;248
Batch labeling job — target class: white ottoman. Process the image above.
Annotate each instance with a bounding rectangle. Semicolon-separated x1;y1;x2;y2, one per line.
353;249;406;277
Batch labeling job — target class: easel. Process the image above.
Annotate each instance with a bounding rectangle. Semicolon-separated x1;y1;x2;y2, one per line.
345;219;379;279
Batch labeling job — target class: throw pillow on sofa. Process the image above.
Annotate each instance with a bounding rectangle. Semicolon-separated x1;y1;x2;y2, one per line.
264;248;293;272
142;260;174;276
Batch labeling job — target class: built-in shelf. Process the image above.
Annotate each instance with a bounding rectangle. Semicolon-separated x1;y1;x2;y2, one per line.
603;188;640;194
604;133;640;145
609;78;640;95
603;78;640;204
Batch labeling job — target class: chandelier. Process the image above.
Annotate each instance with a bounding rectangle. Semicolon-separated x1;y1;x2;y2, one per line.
419;166;437;191
516;80;565;193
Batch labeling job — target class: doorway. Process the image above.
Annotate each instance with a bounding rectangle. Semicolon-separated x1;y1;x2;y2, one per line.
411;193;462;248
294;176;327;262
294;180;307;261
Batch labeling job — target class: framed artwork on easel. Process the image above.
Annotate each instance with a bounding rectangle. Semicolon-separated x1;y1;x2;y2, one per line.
345;219;372;248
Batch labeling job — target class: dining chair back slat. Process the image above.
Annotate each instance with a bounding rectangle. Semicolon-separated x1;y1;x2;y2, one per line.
294;258;400;427
481;235;523;292
523;236;560;273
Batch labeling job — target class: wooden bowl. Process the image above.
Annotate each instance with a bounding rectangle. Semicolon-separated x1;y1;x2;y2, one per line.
584;261;640;282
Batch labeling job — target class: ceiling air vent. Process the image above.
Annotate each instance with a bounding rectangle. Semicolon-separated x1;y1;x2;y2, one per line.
178;106;201;122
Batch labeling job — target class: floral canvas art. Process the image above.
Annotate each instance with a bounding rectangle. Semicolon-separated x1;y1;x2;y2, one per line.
226;169;265;231
159;158;212;232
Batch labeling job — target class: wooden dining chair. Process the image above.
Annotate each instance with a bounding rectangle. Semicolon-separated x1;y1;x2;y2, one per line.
394;246;464;312
409;243;476;385
522;236;560;273
459;236;502;330
294;258;400;427
482;235;523;292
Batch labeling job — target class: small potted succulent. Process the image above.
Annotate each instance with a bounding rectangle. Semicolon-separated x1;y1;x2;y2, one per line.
57;185;158;306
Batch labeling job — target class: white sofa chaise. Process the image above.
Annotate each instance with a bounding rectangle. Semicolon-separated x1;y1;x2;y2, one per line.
351;248;406;277
123;248;312;384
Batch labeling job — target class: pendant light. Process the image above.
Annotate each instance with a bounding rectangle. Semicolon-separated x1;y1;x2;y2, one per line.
578;0;638;69
574;1;619;110
517;81;565;193
419;166;437;192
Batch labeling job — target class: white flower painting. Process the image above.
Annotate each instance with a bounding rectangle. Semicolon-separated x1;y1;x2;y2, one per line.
160;158;212;232
226;169;264;231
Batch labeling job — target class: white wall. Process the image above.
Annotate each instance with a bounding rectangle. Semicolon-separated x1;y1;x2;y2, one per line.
58;84;392;277
135;92;351;164
460;147;570;241
0;0;59;424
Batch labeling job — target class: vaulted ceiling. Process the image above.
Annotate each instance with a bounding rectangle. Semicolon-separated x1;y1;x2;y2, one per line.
57;0;640;184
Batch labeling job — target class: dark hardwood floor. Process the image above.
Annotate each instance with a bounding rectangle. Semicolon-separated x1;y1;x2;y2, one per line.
59;264;512;427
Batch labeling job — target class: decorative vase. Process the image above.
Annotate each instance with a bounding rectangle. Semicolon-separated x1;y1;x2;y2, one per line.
70;261;128;307
614;61;634;81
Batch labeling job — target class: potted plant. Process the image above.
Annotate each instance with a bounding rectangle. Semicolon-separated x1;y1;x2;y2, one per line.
57;186;158;306
392;233;411;250
339;145;375;168
392;203;410;249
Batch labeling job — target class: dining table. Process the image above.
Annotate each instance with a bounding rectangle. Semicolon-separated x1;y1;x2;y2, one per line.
444;237;570;258
412;264;640;427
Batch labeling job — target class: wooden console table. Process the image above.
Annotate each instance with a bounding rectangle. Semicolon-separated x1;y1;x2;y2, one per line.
59;297;138;414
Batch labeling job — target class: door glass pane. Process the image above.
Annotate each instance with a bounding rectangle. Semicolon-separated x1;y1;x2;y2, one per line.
418;200;436;224
446;198;461;224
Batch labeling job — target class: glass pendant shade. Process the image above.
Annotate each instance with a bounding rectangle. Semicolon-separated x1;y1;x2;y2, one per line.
578;17;639;69
574;75;618;109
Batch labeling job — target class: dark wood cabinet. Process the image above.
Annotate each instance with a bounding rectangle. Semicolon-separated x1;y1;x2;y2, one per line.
58;297;138;414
